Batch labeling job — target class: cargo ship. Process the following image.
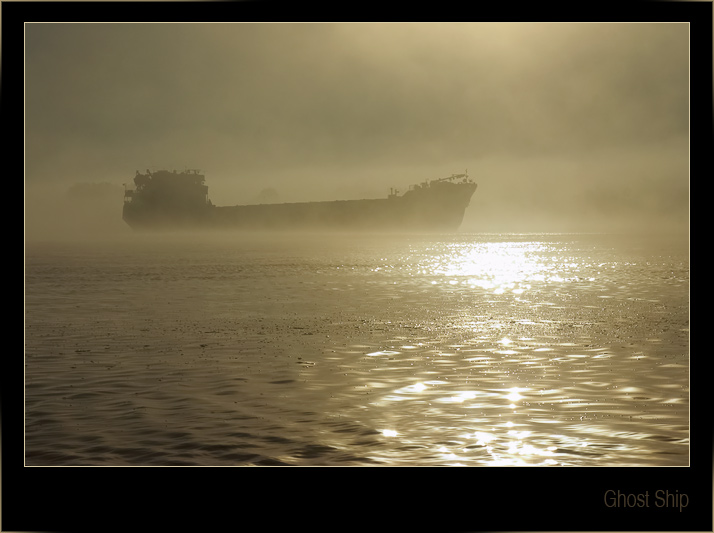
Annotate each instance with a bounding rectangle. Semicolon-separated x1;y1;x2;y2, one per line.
122;169;477;232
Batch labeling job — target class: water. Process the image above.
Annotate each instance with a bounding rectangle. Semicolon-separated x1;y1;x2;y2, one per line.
24;232;689;466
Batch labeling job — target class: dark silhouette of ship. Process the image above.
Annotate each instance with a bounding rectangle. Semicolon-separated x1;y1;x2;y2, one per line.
123;169;477;232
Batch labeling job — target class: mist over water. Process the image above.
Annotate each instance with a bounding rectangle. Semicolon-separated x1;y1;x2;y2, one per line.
23;158;689;244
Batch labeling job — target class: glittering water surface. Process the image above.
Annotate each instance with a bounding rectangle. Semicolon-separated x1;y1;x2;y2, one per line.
24;233;689;466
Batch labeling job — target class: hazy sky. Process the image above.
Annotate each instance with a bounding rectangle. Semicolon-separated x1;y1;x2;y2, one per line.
24;22;689;234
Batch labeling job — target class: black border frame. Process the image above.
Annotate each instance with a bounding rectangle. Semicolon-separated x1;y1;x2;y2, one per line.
10;2;711;532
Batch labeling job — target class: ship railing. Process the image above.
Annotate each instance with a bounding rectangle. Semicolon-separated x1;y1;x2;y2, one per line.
432;173;468;183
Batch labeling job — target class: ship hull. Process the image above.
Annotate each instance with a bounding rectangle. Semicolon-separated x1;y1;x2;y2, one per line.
210;187;475;232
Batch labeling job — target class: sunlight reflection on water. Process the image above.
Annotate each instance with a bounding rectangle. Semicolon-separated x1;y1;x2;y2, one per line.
422;241;572;294
313;237;689;466
25;234;689;466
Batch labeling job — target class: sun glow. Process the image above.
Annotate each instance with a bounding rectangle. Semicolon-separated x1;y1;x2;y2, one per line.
506;389;523;402
421;241;580;295
431;242;542;293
